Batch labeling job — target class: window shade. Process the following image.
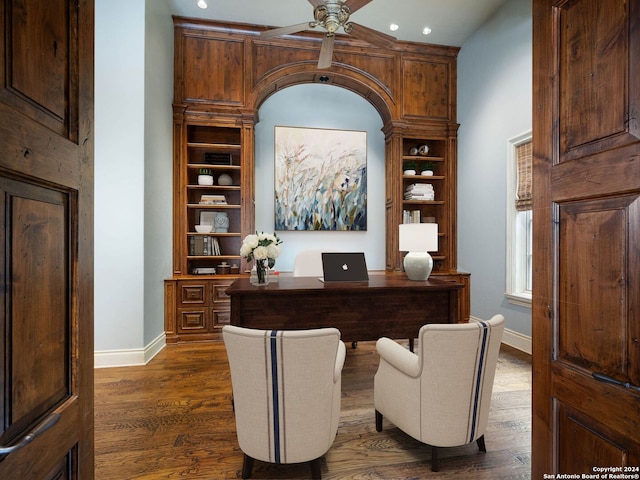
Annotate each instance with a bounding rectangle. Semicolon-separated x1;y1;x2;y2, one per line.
515;140;532;211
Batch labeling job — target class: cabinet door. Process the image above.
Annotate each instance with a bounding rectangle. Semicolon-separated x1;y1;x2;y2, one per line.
176;308;211;334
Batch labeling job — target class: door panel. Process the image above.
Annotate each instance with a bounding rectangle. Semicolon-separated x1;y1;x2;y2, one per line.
557;405;630;473
533;0;640;476
558;196;639;382
558;0;640;162
0;1;78;139
2;178;71;440
0;0;94;478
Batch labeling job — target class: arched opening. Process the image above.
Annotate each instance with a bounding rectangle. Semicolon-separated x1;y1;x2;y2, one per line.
253;82;386;271
249;64;394;127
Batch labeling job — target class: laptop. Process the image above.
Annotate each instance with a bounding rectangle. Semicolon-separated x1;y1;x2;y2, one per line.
321;252;369;282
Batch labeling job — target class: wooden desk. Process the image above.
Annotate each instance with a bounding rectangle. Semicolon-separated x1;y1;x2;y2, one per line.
226;274;464;346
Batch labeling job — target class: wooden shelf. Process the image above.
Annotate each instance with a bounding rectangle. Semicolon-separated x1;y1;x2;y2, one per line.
188;163;241;169
187;255;241;260
403;175;445;180
187;232;241;236
187;142;241;149
402;155;445;162
188;185;240;190
402;200;445;205
187;203;241;209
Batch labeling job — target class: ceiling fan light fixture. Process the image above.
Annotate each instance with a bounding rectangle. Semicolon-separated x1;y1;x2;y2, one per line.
263;0;393;69
389;23;399;32
325;18;340;34
422;26;432;36
314;1;351;34
196;0;207;9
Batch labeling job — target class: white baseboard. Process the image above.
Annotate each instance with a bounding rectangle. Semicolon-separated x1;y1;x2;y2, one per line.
470;316;531;355
94;332;166;368
501;328;532;355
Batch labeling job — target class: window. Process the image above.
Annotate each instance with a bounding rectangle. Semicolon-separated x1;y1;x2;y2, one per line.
506;132;532;306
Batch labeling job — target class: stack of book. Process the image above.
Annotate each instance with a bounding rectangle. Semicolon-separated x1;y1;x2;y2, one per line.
190;236;222;256
404;183;435;200
199;194;227;205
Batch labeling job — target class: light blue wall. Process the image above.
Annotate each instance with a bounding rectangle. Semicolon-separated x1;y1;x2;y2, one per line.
94;0;146;351
94;0;174;353
457;0;532;336
255;84;386;272
143;0;174;346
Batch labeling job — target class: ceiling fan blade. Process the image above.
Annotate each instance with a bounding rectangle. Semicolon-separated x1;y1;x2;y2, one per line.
308;0;325;7
318;35;335;69
261;22;312;39
344;0;374;14
347;22;396;49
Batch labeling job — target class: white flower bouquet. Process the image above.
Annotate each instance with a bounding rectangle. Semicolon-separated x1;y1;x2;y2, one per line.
240;232;282;269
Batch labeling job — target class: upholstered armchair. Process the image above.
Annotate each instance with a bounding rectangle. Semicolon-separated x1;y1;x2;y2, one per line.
222;325;346;479
374;315;505;471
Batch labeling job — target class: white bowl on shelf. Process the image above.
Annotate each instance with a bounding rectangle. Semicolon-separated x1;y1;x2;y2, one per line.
195;224;213;233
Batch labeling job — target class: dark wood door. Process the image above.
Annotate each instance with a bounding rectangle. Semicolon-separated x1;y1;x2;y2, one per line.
532;0;640;476
0;1;94;478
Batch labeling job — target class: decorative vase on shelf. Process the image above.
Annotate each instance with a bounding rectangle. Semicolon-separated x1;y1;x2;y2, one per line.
198;174;214;186
214;212;229;232
418;144;430;156
217;173;233;186
251;259;269;286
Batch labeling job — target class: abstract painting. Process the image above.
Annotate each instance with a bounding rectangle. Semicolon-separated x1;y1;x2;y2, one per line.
274;126;367;231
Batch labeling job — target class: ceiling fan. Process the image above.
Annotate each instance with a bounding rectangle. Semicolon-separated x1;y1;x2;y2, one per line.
260;0;397;69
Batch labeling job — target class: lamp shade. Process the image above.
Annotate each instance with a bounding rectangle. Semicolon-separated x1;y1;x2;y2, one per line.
399;223;438;252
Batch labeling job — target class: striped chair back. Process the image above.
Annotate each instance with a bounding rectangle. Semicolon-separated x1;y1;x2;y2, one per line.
223;325;345;466
418;315;505;447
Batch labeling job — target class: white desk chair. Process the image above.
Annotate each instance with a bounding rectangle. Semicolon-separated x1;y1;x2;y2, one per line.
292;249;327;277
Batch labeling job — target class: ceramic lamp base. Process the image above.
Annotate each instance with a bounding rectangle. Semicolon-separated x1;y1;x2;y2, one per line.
403;252;433;281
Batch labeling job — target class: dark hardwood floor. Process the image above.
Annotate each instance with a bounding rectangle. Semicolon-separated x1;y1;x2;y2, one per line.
95;340;531;479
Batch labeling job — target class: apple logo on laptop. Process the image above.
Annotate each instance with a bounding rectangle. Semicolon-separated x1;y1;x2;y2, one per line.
342;263;349;271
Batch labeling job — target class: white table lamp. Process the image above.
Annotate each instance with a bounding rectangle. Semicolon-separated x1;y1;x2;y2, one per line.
399;223;439;281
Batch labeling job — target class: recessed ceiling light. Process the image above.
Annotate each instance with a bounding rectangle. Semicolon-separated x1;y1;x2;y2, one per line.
389;23;399;32
197;0;207;9
422;27;432;36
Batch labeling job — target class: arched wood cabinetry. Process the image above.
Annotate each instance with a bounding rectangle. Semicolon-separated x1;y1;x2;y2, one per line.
165;17;470;342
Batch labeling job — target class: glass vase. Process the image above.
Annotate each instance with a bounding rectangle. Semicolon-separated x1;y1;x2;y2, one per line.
251;259;269;286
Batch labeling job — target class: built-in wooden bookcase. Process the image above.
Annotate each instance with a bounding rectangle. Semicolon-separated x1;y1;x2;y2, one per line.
400;137;451;273
166;17;470;343
185;125;243;274
166;115;255;343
